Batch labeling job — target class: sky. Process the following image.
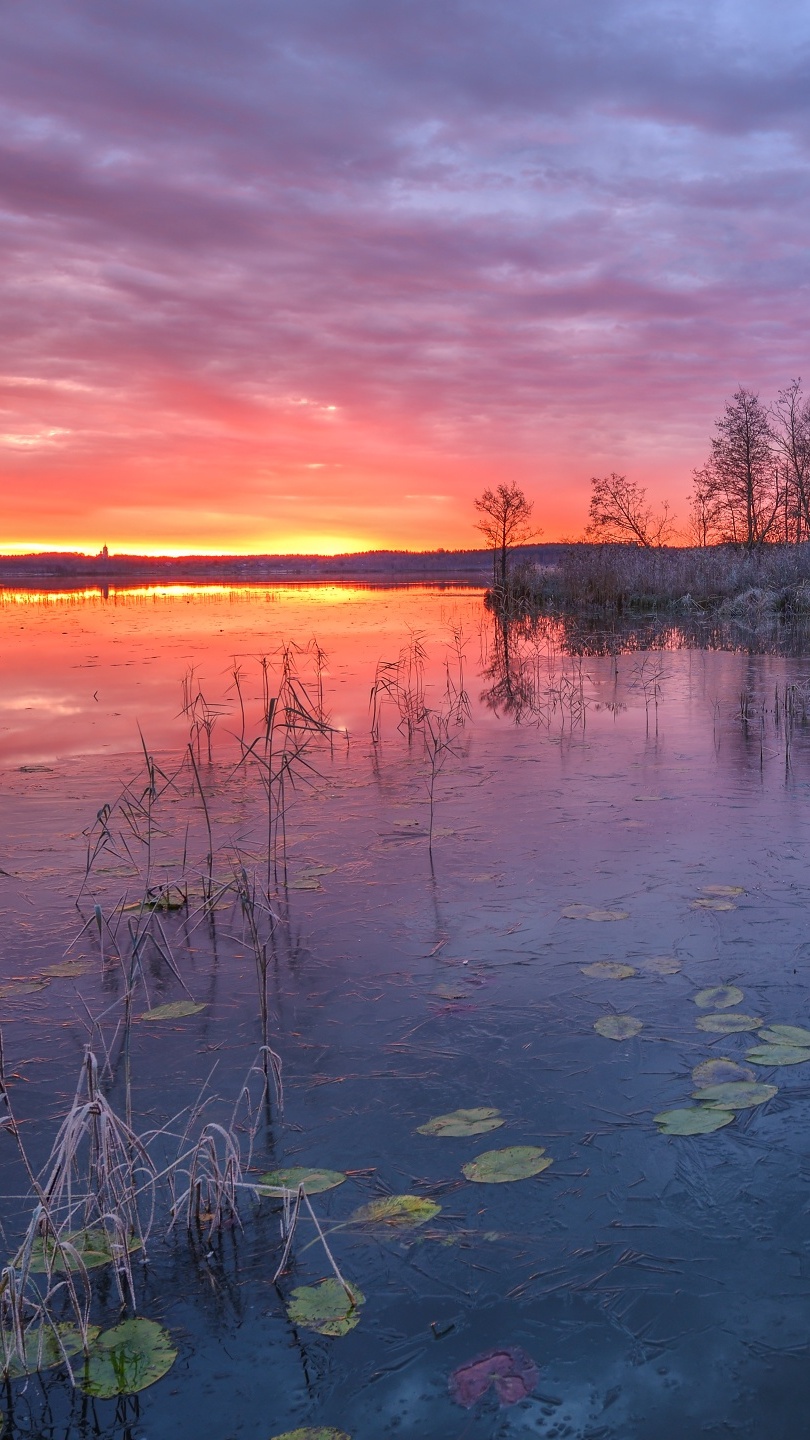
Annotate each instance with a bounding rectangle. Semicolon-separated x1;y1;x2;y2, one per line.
1;0;810;555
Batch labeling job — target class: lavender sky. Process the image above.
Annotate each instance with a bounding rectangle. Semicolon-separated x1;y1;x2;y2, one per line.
1;0;809;552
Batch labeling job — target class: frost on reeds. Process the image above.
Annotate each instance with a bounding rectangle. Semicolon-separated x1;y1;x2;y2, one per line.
0;1043;155;1381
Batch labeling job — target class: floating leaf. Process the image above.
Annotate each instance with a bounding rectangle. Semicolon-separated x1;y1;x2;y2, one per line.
40;961;93;978
691;1058;754;1086
694;985;744;1010
24;1227;141;1274
287;1280;364;1337
299;865;337;878
696;1013;762;1034
746;1044;810;1067
594;1015;643;1040
580;962;636;979
560;904;591;919
417;1107;504;1138
1;1323;100;1378
654;1108;735;1135
586;910;629;922
0;980;49;999
691;898;736;911
462;1146;552;1184
257;1167;345;1195
139;1000;206;1022
702;885;745;896
692;1081;777;1108
349;1195;440;1228
79;1318;177;1397
450;1346;538;1408
271;1431;350;1440
122;891;186;912
757;1024;810;1047
432;984;471;1000
640;956;682;975
288;878;323;891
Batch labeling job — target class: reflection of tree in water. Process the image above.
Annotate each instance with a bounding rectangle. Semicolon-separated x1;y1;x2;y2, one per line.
480;612;587;726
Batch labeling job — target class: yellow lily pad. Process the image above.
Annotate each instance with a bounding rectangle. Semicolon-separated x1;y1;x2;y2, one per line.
586;910;629;922
702;885;745;896
271;1431;350;1440
691;899;736;911
640;956;682;975
349;1195;440;1229
594;1015;643;1040
580;962;636;979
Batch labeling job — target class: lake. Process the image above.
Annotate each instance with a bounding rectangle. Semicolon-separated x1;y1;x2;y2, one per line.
2;582;810;1440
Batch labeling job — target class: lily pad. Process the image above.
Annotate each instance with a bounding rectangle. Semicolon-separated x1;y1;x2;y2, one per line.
349;1195;440;1228
257;1167;345;1195
746;1044;810;1066
287;1279;364;1337
691;1081;777;1109
694;985;744;1010
580;962;636;979
40;960;94;978
702;885;745;896
79;1318;177;1397
0;980;49;1000
654;1108;735;1135
271;1431;350;1440
462;1146;552;1184
432;984;471;1000
691;1058;754;1086
450;1346;538;1408
417;1107;504;1138
757;1024;810;1047
640;956;682;975
24;1227;142;1274
560;904;591;919
586;910;629;922
1;1323;100;1378
695;1013;762;1034
139;1000;206;1022
288;878;323;891
692;898;736;911
594;1015;643;1040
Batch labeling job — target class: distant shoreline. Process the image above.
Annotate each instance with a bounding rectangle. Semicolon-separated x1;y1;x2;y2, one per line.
0;543;563;587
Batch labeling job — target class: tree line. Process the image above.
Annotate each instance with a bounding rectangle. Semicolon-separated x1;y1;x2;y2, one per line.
587;381;810;551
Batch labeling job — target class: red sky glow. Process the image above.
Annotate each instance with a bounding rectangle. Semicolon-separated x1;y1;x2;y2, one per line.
1;0;809;553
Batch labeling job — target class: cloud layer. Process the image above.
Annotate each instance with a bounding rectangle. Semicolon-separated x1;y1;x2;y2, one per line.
1;0;809;549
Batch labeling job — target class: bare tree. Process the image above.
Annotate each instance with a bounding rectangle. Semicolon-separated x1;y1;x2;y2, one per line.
474;483;540;587
687;466;724;547
585;473;675;547
700;388;779;550
771;378;810;542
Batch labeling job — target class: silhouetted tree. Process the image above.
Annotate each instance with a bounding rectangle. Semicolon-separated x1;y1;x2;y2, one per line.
474;483;539;587
585;473;675;547
698;388;778;550
771;378;810;542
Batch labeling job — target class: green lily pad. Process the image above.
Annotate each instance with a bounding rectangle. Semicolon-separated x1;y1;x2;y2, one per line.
139;1000;206;1022
586;910;629;922
461;1146;552;1184
695;1013;762;1034
287;1279;364;1337
691;1081;777;1109
79;1318;177;1397
349;1195;440;1229
654;1108;735;1135
691;1058;754;1086
757;1025;810;1047
691;898;736;911
640;956;682;974
24;1227;142;1274
581;962;636;979
257;1167;346;1195
1;1323;100;1377
746;1044;810;1066
417;1107;504;1138
0;980;49;999
694;985;744;1010
594;1015;643;1040
271;1431;350;1440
